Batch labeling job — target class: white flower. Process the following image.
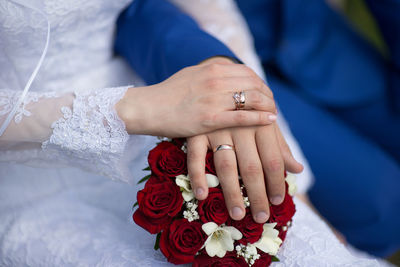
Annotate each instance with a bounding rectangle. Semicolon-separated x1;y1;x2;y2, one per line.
202;222;242;258
176;174;194;201
175;174;220;202
236;243;260;266
183;201;199;222
285;172;297;196
205;173;219;188
254;222;282;256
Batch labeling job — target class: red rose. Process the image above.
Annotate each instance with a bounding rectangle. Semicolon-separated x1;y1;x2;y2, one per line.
148;141;187;178
160;219;206;265
205;151;216;175
198;187;229;225
227;209;263;244
269;192;295;227
193;252;247;267
145;174;170;185
133;179;183;234
252;251;272;267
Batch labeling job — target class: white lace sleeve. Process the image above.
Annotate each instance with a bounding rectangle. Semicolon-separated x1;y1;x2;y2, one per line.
0;86;131;182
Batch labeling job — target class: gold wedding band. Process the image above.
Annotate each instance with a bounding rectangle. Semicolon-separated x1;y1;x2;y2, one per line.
233;91;245;110
213;144;235;153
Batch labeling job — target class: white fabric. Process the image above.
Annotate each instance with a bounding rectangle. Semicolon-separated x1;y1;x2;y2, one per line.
0;0;387;266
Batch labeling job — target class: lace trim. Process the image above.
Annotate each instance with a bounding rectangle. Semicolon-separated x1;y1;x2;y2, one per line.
0;89;59;123
42;86;130;179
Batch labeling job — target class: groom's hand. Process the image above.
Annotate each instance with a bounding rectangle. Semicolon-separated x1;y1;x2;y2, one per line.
187;57;303;223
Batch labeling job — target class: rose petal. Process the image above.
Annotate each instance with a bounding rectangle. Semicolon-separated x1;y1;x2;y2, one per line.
202;222;218;235
206;174;219;188
224;226;242;240
254;223;282;255
176;175;191;191
285;173;297;196
182;191;194;202
205;237;223;257
219;232;234;252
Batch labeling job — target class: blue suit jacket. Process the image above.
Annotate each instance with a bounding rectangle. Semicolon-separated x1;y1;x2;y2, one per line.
114;0;236;86
115;0;399;108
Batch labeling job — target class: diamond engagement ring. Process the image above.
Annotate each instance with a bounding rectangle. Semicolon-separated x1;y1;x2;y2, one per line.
213;144;235;153
233;91;245;110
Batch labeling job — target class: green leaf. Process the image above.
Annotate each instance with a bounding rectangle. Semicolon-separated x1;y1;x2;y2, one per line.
142;166;151;171
271;256;280;262
154;232;162;250
132;202;138;210
137;174;151;184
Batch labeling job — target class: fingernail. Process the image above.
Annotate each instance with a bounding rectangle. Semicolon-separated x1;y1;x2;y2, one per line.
196;188;204;197
255;212;268;223
231;207;243;219
271;195;283;205
268;114;277;121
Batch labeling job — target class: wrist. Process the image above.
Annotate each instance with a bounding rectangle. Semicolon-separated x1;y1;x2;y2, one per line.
116;86;152;135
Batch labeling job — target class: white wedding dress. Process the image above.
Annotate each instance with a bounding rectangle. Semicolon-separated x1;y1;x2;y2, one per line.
0;0;387;266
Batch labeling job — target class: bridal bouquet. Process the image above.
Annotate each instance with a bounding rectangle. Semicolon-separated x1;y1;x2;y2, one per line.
133;139;297;266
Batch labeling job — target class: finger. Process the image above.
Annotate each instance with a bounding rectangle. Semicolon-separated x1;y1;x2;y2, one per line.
199;56;237;66
256;125;286;205
274;124;304;173
202;63;259;79
187;135;209;200
205;76;272;98
205;110;277;130
233;129;270;223
201;64;273;97
218;89;276;112
208;132;245;220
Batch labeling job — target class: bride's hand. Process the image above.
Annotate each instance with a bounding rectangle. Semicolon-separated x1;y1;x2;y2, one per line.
116;61;277;137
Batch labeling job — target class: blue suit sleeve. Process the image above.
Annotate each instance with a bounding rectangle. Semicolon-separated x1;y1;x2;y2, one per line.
114;0;237;85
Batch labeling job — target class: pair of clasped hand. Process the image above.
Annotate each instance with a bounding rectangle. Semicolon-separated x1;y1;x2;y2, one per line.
116;56;303;223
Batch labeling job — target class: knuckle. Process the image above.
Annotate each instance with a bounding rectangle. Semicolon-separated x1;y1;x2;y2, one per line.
253;77;264;91
282;141;291;154
216;159;235;172
265;86;274;98
244;66;257;77
269;89;274;98
205;78;222;90
265;158;283;172
257;112;268;124
234;112;248;124
206;63;220;76
252;91;263;106
187;149;203;162
202;94;217;106
200;112;216;128
243;162;263;178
